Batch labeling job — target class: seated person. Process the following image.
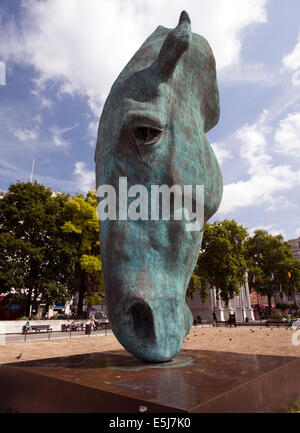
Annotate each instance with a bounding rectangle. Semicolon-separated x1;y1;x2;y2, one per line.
71;320;77;329
64;320;71;330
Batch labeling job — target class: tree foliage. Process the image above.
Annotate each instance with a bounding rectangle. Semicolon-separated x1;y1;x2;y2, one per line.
61;189;103;316
188;220;249;305
0;182;76;316
245;230;300;311
2;181;299;320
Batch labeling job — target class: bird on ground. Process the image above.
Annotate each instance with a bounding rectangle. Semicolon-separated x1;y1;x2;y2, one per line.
15;353;22;359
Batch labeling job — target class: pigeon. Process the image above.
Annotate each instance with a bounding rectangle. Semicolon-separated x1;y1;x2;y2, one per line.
15;353;22;359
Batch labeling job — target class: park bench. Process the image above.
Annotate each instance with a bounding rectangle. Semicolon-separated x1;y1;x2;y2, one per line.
216;321;227;327
98;322;110;331
61;323;84;332
215;320;237;327
265;319;283;327
97;321;110;335
266;319;293;328
22;324;52;334
193;319;211;327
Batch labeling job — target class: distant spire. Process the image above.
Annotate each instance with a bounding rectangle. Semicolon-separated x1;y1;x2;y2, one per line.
30;158;35;183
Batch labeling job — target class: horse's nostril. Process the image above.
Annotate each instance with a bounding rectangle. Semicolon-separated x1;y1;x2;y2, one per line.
129;302;156;344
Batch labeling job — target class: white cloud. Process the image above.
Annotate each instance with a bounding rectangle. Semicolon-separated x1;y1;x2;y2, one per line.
31;90;53;109
237;117;272;175
12;114;42;142
13;128;39;142
282;29;300;72
73;161;95;193
219;62;278;86
49;124;78;147
248;224;285;238
0;0;269;115
211;142;232;165
274;112;300;158
218;111;300;214
87;120;98;147
265;195;294;212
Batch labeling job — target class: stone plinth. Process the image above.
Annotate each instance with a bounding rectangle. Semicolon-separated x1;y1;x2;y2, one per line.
0;350;299;413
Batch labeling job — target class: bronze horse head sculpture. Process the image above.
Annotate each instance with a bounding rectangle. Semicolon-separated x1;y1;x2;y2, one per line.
95;11;222;362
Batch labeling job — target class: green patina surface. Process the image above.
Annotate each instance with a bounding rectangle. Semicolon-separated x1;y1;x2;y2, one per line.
95;11;223;362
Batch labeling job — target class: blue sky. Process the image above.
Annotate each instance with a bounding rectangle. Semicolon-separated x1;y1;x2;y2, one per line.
0;0;300;240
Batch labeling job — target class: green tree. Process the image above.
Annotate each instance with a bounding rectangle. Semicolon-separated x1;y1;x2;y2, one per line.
0;182;76;316
245;230;300;313
186;263;209;302
188;219;249;305
61;189;103;317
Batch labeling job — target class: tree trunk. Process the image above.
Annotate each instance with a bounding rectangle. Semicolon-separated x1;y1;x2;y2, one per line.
31;290;39;317
85;278;93;319
86;303;92;319
77;274;87;317
77;289;84;316
25;287;32;317
267;295;272;317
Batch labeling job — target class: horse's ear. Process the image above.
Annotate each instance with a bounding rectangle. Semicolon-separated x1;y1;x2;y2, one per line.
153;11;191;80
202;52;220;133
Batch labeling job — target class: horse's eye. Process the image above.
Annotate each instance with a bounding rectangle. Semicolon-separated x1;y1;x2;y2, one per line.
132;126;162;146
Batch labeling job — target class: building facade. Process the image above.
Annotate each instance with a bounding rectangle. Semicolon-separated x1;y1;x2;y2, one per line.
288;237;300;261
187;273;255;323
273;291;300;310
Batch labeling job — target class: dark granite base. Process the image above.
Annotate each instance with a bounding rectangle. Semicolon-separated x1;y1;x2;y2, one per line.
0;349;299;413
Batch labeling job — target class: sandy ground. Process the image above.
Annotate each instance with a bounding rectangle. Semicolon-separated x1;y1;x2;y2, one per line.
1;325;299;365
